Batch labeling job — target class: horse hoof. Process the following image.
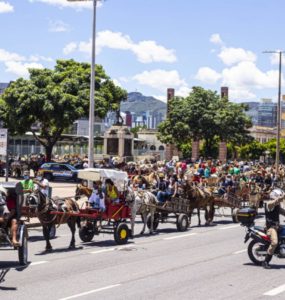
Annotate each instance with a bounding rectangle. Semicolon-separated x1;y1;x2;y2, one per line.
69;245;75;250
45;248;53;253
140;231;144;235
149;232;154;235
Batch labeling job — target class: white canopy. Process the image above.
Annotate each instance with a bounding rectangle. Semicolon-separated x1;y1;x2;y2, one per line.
77;168;128;191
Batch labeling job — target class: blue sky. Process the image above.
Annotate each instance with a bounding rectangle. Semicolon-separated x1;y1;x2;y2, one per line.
0;0;285;102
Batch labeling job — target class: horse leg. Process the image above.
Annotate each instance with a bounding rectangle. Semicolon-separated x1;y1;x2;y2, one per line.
43;225;52;252
149;210;154;235
140;212;147;235
197;208;201;226
67;219;76;249
130;210;136;238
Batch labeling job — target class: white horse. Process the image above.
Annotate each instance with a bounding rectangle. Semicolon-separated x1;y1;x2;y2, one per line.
126;188;158;237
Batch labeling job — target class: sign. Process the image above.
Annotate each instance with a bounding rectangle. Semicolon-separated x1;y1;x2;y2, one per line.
0;128;8;156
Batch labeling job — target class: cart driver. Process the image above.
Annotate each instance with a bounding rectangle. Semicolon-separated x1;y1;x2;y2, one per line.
88;180;105;211
0;190;20;247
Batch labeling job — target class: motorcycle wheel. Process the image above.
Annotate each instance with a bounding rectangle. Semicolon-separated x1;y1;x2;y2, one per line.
247;240;271;266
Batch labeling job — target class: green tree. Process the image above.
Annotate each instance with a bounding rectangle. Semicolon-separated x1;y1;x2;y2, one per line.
158;86;252;158
239;140;266;160
130;125;147;138
0;59;127;160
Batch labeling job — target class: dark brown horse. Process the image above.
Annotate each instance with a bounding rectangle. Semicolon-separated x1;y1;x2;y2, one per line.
34;191;80;251
183;183;215;226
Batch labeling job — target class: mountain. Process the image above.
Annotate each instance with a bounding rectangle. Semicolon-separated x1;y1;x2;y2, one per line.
121;92;167;115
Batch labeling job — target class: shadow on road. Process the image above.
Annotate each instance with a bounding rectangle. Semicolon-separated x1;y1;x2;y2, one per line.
35;246;83;256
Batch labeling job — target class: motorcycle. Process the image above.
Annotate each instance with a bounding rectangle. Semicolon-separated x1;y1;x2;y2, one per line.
238;207;285;265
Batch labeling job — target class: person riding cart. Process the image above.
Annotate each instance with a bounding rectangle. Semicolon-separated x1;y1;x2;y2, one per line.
88;180;105;212
0;188;20;247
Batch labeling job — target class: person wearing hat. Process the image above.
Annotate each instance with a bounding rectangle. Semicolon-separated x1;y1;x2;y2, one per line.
156;173;169;203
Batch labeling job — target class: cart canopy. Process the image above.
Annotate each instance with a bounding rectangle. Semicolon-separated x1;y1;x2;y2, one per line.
78;168;128;191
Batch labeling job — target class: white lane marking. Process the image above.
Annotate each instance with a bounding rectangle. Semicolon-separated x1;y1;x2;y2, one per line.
163;233;198;240
89;244;133;254
30;261;49;266
264;284;285;296
219;225;240;230
58;284;121;300
233;249;247;255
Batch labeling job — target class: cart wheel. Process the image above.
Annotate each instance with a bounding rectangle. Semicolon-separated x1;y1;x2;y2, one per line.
79;226;95;243
114;223;129;245
232;208;238;223
176;213;189;232
18;225;28;266
146;213;159;231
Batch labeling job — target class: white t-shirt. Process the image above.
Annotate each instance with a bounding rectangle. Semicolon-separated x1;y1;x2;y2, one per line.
35;178;49;196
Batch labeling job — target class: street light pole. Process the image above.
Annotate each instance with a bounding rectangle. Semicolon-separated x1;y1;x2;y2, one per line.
68;0;100;171
263;50;284;176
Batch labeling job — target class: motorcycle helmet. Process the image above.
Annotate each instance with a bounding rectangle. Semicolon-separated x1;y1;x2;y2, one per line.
269;188;285;200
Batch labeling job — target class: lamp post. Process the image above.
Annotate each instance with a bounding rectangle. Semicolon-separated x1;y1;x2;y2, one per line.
263;50;284;176
68;0;100;171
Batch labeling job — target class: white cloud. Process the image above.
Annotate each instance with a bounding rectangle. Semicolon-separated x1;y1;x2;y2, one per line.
210;34;223;45
218;47;256;66
222;61;283;90
0;1;13;13
195;67;221;84
28;55;53;62
5;61;44;78
269;52;285;66
133;69;187;92
49;20;69;32
229;89;256;101
63;42;77;55
153;95;167;102
176;86;192;97
63;30;177;63
0;49;25;62
29;0;93;10
131;41;176;63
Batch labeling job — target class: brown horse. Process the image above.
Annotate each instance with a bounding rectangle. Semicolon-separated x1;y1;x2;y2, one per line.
183;183;215;226
33;190;80;251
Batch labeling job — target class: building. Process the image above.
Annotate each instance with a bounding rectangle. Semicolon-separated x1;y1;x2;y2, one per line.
0;82;9;95
257;98;277;128
249;126;276;143
70;117;106;136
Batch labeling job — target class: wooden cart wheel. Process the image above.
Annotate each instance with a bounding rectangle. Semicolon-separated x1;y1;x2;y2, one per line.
176;213;189;232
18;225;28;266
146;213;159;231
79;225;95;243
114;223;129;245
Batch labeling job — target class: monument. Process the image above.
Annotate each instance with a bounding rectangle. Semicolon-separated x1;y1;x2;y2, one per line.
103;109;134;159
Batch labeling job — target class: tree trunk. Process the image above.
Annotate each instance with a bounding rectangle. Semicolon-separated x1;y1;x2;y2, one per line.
44;144;54;162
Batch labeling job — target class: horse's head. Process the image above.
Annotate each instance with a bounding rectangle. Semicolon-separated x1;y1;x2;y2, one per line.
75;184;92;200
26;193;39;208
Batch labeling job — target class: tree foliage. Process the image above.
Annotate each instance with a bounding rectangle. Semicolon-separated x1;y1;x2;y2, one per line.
0;59;127;160
158;86;252;158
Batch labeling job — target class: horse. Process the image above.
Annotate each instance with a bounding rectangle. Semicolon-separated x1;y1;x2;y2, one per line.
125;187;159;237
183;183;215;226
30;190;80;251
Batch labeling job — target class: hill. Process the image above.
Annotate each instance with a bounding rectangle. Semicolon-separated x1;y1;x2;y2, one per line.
121;92;167;115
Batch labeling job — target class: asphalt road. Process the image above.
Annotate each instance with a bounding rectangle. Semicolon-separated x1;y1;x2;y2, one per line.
1;180;285;299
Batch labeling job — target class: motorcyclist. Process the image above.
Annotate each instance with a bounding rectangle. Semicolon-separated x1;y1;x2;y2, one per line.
263;188;285;269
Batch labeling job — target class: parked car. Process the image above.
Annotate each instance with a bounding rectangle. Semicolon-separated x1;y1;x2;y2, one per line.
38;163;78;182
